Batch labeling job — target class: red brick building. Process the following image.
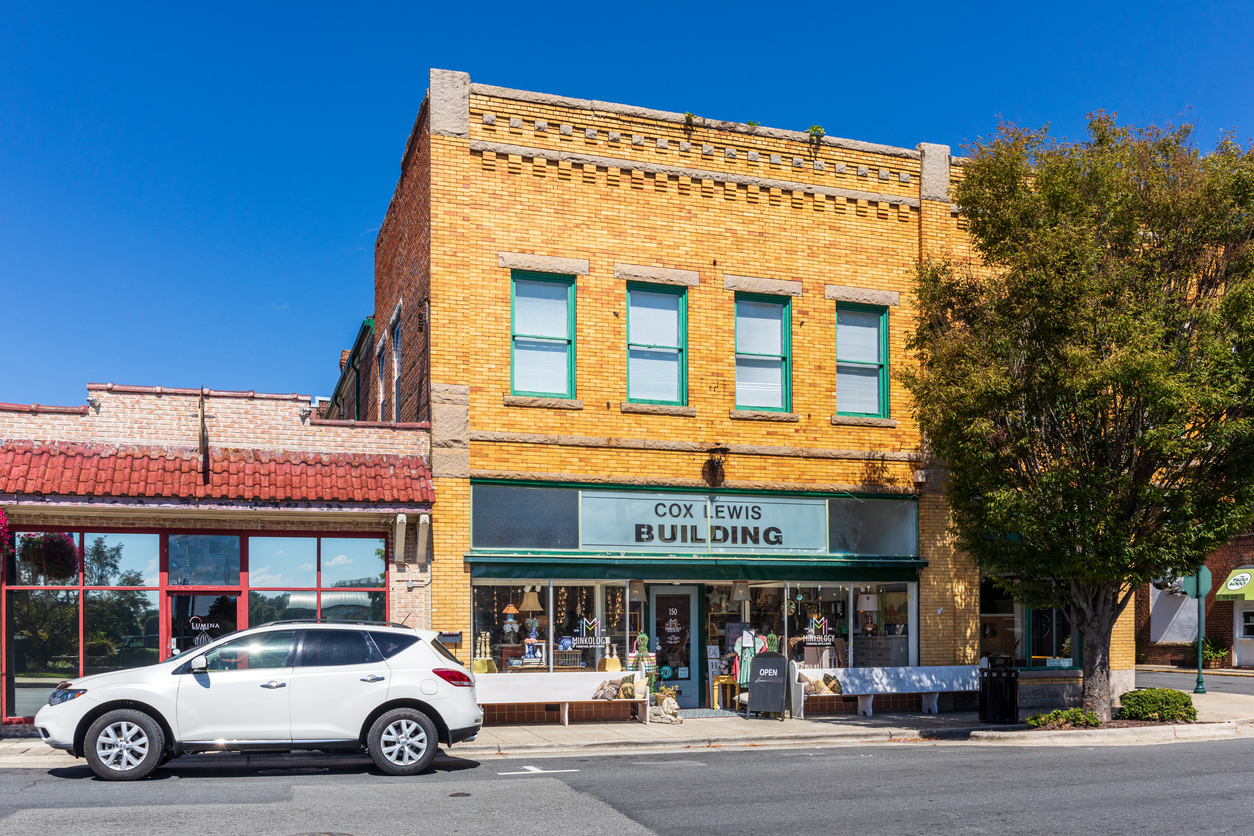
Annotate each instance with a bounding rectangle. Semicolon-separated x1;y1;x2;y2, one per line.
0;384;432;725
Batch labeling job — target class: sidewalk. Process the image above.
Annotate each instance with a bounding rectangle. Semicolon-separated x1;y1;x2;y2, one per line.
1137;664;1254;678
6;691;1254;767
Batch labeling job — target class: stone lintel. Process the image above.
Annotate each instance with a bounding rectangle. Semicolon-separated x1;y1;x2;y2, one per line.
831;415;899;428
498;252;590;275
723;275;803;297
824;285;900;308
614;264;700;287
728;410;801;422
620;403;697;416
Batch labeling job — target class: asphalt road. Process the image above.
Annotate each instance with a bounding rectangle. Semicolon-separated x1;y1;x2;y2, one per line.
1137;669;1254;696
2;739;1253;836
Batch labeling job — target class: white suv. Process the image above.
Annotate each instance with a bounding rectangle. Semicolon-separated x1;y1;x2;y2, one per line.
33;621;482;781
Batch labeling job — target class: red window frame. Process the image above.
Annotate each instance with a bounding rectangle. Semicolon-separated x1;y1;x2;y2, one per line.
1;525;390;723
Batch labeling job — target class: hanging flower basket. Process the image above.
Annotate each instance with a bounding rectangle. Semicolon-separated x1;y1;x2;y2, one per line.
19;532;80;580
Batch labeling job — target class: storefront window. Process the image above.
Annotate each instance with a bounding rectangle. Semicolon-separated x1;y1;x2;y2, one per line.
850;582;914;667
748;583;785;650
83;533;159;587
169;535;240;586
828;498;918;556
248;590;317;624
552;583;596;669
319;538;385;588
979;579;1077;668
320;590;385;621
5;590;80;716
471;485;579;550
785;583;850;667
247;537;316;587
10;532;80;586
85;590;160;674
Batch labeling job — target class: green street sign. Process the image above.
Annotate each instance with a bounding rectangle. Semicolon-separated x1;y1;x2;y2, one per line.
1180;567;1213;599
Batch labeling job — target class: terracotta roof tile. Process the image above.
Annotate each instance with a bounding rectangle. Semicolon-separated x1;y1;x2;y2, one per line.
0;440;432;504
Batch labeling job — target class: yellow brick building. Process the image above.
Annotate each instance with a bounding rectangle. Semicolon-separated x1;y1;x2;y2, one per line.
336;68;1134;716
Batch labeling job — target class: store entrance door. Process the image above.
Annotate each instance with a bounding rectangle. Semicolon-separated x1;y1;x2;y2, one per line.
650;586;698;709
1236;602;1254;667
167;593;240;658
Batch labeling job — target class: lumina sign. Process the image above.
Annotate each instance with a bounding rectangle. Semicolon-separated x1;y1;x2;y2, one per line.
580;491;827;554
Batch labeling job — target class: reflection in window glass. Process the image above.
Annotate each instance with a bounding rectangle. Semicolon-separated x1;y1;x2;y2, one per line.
320;590;384;622
319;538;385;588
169;535;240;586
85;590;160;674
828;498;919;556
202;630;295;671
248;590;316;625
248;538;317;588
169;594;238;655
4;590;79;716
1032;607;1078;667
979;579;1027;667
84;534;159;587
11;532;80;586
298;630;383;667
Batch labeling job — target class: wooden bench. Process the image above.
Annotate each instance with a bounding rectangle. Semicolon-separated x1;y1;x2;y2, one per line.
474;671;649;726
789;662;978;718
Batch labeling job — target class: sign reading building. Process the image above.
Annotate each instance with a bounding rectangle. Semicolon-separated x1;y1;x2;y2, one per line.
580;491;827;554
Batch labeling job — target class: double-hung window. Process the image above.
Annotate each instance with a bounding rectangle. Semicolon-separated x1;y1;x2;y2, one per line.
627;285;686;404
734;294;790;411
511;272;576;398
391;322;402;421
836;305;889;417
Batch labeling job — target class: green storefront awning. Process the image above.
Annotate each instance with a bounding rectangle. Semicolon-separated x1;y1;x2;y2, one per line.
465;552;926;582
1216;568;1254;601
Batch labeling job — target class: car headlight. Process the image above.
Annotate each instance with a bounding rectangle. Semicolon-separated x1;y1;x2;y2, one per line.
47;688;87;707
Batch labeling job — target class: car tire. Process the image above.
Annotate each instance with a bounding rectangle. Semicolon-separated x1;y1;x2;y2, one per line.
367;708;439;776
84;709;166;781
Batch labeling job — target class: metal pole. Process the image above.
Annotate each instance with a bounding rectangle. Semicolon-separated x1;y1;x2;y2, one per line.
1194;587;1206;694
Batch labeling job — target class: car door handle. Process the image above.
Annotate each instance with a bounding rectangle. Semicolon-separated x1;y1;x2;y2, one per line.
360;675;386;683
260;680;286;689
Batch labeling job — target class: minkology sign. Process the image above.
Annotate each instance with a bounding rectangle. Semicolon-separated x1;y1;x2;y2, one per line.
580;491;827;554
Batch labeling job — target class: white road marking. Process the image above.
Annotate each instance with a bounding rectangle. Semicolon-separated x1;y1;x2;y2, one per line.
497;765;580;775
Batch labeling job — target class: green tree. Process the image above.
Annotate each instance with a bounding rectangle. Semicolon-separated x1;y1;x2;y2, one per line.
903;115;1254;719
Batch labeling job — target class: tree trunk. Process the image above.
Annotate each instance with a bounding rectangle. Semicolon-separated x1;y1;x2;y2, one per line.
1069;581;1126;722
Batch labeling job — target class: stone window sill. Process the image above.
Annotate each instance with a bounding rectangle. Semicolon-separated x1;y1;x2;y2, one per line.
503;395;584;410
831;415;898;428
729;410;800;422
621;403;696;417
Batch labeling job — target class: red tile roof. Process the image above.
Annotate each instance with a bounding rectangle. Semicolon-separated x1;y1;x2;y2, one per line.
0;440;432;504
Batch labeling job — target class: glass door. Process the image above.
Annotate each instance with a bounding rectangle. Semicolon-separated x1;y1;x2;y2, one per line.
650;586;698;709
167;593;240;657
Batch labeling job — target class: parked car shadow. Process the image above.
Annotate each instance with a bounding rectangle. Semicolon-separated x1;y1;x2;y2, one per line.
46;750;480;780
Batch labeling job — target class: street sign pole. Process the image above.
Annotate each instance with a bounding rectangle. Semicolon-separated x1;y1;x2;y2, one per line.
1182;567;1213;695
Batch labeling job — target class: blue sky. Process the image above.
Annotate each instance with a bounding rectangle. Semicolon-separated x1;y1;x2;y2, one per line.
2;2;1251;406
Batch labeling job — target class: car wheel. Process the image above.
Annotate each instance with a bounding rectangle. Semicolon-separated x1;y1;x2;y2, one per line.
84;709;166;781
367;708;438;776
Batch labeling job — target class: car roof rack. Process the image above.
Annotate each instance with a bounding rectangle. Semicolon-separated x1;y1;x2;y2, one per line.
254;619;412;630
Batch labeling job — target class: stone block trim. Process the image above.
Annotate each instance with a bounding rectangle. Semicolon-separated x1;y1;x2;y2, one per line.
728;410;801;422
430;383;469;479
831;415;899;429
502;396;584;410
918;143;951;203
613;263;700;287
620;403;697;417
497;252;590;275
429;69;470;138
824;285;901;307
722;274;803;297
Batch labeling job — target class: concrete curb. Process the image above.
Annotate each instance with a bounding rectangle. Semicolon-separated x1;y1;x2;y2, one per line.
968;720;1254;745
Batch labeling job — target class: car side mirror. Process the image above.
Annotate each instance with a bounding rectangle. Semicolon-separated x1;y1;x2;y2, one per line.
189;655;208;673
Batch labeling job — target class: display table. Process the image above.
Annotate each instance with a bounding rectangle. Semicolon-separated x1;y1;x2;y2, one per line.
709;674;738;710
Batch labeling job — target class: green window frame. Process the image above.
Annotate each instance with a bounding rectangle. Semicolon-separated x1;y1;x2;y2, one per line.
734;293;791;412
626;283;687;405
510;271;576;399
836;303;889;418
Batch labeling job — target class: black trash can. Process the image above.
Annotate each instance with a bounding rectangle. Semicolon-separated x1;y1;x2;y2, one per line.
978;655;1019;724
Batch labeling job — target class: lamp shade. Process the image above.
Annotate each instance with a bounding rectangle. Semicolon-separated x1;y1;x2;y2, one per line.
502;603;519;615
731;581;750;602
628;581;646;603
520;589;544;612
